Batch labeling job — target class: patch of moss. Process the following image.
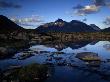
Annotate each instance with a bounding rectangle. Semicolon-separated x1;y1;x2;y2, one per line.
8;63;48;82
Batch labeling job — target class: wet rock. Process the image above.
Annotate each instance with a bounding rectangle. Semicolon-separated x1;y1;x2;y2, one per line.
76;52;100;61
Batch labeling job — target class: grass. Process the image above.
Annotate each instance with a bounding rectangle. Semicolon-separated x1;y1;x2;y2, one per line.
5;63;49;82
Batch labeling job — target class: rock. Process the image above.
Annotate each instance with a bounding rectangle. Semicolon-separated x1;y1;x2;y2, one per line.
76;52;100;61
0;47;16;59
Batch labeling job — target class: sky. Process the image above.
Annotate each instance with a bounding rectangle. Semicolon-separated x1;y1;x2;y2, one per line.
0;0;110;29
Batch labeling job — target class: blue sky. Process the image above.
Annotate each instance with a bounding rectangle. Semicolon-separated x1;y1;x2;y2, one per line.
0;0;110;29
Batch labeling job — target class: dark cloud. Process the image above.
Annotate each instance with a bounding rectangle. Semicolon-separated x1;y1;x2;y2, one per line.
94;0;106;6
0;1;21;9
72;0;110;16
103;16;110;25
93;0;110;6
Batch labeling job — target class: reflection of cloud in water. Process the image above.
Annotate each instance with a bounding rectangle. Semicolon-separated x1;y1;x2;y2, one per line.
61;47;74;53
30;45;57;52
30;41;107;54
103;44;110;51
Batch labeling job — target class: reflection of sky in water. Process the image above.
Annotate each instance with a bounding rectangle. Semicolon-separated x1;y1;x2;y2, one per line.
45;66;107;82
61;47;74;53
78;41;110;60
61;41;110;61
1;41;110;82
30;45;57;52
1;41;110;71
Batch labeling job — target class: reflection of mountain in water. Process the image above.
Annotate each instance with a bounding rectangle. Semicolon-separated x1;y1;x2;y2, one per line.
89;41;99;45
43;41;92;51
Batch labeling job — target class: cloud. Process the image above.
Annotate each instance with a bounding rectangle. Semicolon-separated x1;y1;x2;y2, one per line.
73;5;100;16
103;16;110;25
11;15;44;23
93;0;110;6
0;1;21;9
11;15;44;28
94;0;106;6
72;0;110;16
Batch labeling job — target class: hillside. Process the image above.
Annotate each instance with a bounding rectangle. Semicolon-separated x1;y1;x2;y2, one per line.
0;15;24;33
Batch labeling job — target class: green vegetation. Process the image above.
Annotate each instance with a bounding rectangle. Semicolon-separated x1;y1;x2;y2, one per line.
7;63;49;82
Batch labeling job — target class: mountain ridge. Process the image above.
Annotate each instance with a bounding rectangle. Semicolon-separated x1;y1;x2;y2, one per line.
36;19;100;33
102;27;110;32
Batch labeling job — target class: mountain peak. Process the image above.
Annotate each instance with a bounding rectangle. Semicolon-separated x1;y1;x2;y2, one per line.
70;20;82;23
37;19;97;32
55;18;64;22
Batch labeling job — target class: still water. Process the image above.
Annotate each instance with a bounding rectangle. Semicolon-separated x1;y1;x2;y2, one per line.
0;41;110;82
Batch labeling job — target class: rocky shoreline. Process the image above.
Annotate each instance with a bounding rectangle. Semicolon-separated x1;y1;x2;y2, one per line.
0;40;30;59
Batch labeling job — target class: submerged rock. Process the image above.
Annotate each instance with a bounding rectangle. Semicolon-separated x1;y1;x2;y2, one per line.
76;52;100;61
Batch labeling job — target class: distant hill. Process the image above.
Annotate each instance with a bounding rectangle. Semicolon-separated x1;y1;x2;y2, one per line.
90;24;101;31
102;27;110;32
0;15;24;33
36;19;97;33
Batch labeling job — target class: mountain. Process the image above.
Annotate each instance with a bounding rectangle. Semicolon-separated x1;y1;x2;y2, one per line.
36;19;97;33
90;24;101;31
0;15;24;33
102;27;110;32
